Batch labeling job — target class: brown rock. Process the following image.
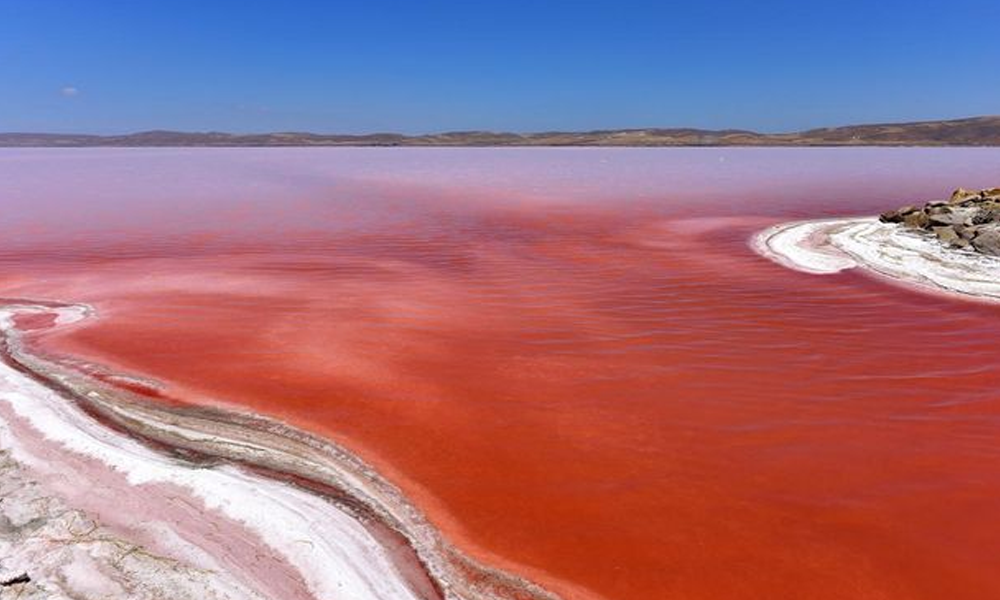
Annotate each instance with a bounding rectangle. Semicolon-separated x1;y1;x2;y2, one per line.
972;226;1000;256
878;209;902;223
957;224;980;240
971;207;991;224
903;210;929;229
950;188;981;204
932;226;961;245
879;205;916;223
982;204;1000;223
928;206;976;226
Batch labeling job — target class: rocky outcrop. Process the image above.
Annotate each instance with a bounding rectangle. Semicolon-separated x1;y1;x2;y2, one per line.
879;187;1000;255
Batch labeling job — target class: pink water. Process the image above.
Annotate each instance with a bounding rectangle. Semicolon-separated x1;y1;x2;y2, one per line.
4;148;1000;599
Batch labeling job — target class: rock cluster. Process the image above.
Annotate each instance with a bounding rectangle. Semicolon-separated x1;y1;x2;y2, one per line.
880;187;1000;255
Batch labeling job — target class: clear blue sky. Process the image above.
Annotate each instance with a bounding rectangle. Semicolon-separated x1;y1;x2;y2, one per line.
2;0;999;134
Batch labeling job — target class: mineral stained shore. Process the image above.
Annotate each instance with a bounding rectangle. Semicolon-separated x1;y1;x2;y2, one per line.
0;299;557;600
753;187;1000;302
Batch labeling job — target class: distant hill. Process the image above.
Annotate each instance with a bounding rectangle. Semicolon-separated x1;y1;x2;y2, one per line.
4;116;1000;147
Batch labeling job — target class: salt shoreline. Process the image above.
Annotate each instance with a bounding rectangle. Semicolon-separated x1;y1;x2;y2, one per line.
752;217;1000;301
0;299;562;600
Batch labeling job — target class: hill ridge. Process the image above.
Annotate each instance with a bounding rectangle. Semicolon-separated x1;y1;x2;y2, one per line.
4;115;1000;147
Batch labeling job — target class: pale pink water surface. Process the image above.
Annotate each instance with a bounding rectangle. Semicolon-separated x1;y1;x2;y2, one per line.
3;148;1000;599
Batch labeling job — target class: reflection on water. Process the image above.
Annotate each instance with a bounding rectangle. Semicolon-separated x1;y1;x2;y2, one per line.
4;148;1000;599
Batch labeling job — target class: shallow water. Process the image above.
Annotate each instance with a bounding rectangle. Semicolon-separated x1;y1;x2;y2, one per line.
4;148;1000;599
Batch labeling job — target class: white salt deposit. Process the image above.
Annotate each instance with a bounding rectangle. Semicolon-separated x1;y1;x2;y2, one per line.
0;306;421;600
753;217;1000;301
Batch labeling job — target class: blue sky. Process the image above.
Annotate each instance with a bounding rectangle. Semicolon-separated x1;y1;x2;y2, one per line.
2;0;999;134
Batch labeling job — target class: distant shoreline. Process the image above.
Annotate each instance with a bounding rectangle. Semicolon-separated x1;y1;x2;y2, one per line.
3;115;1000;147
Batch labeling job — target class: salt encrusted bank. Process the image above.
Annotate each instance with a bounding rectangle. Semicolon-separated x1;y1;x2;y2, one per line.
0;301;563;600
753;187;1000;301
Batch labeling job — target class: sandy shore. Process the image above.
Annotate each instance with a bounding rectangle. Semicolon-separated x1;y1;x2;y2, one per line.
0;300;558;600
753;217;1000;301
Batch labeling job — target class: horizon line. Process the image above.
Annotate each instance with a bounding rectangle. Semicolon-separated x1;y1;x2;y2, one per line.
2;115;1000;148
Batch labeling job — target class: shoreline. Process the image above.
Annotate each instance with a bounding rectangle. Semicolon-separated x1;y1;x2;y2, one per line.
0;299;562;600
3;115;1000;147
752;217;1000;301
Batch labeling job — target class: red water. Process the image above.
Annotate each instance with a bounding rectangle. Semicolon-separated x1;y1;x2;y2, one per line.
4;148;1000;599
